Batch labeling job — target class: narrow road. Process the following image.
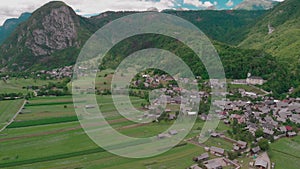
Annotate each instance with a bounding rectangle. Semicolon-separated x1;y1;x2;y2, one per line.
0;100;26;133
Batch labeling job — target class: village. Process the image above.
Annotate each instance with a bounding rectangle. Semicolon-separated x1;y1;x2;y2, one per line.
2;67;299;169
130;72;300;169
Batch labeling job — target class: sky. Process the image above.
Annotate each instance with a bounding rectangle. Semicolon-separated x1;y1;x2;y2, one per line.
0;0;285;25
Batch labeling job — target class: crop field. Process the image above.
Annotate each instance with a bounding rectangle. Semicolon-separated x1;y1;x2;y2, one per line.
1;94;290;169
269;136;300;169
0;95;210;169
0;78;59;94
0;99;24;130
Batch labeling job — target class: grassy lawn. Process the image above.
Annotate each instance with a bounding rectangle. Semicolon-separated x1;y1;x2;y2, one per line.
0;99;24;130
269;136;300;169
95;69;114;90
203;137;233;151
119;121;173;138
228;84;266;95
28;96;73;104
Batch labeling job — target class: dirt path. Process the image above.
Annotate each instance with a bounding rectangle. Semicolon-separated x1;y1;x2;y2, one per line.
0;100;26;133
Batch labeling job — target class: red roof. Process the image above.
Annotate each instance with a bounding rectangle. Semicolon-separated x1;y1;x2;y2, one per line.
285;126;293;131
282;99;290;103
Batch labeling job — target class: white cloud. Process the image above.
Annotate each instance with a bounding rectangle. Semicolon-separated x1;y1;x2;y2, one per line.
0;0;177;25
183;0;214;8
226;0;234;7
0;0;286;25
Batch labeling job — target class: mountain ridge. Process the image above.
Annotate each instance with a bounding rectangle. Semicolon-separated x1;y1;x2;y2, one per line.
234;0;280;10
0;13;31;45
239;0;300;66
0;1;267;72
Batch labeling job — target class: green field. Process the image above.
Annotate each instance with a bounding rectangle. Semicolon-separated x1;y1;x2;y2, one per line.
1;95;298;169
228;83;266;95
95;69;114;90
0;95;209;169
0;78;59;94
269;136;300;169
0;99;24;130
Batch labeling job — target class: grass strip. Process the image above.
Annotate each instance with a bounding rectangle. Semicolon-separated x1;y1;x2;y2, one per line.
7;116;78;128
0;148;104;168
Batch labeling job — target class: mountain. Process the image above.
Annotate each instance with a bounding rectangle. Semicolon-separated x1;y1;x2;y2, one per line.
100;33;290;95
234;0;280;10
0;1;97;71
89;10;266;45
239;0;300;66
0;1;266;72
0;0;296;95
0;13;31;45
163;10;266;45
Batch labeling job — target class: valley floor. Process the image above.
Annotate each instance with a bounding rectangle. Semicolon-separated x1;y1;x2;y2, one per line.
0;95;299;169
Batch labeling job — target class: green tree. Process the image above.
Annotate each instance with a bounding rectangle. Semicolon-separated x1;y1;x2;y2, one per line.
255;129;264;138
258;138;269;151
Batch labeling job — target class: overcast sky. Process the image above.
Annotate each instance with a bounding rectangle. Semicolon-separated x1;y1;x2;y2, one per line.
0;0;285;25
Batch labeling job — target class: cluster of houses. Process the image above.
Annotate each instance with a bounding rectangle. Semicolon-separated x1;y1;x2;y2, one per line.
141;79;299;169
189;138;272;169
36;66;73;79
186;90;300;169
211;96;300;140
132;73;199;90
190;146;240;169
143;88;204;121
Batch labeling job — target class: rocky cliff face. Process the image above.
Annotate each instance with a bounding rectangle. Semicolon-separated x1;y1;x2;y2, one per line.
25;5;78;56
0;1;92;71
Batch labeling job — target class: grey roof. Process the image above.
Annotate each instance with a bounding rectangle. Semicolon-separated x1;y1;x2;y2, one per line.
168;130;178;135
196;152;209;161
262;123;275;130
276;101;289;108
204;158;223;169
255;159;268;168
287;131;297;136
190;164;203;169
210;146;225;155
251;146;261;153
279;126;287;132
263;128;274;135
237;140;247;147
